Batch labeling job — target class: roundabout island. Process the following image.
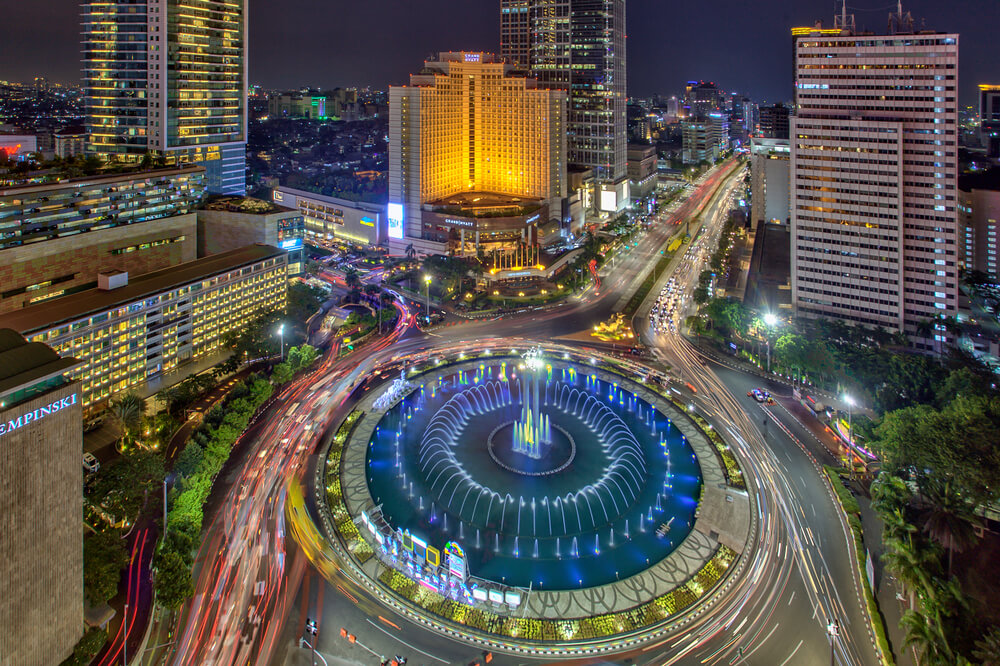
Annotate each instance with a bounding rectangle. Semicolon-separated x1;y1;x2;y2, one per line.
316;344;754;654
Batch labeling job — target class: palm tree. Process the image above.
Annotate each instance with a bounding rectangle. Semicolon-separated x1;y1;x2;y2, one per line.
974;626;1000;665
344;267;361;290
882;537;934;610
379;291;395;334
871;473;911;515
109;391;145;447
882;507;917;545
922;480;980;577
901;609;953;665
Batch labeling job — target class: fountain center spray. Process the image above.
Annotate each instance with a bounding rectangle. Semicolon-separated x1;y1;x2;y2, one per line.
512;347;552;459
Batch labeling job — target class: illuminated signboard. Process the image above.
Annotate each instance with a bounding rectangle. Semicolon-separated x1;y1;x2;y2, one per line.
426;546;440;568
504;591;522;607
444;218;475;228
280;238;303;251
464;53;481;62
0;393;78;436
488;589;504;604
600;190;618;213
472;587;488;601
272;190;284;202
359;216;375;228
525;214;541;225
387;203;404;240
444;541;468;581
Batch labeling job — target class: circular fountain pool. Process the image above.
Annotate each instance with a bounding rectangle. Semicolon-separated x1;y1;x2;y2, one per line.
365;353;703;590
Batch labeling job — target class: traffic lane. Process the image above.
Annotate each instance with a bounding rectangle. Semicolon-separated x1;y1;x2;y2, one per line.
709;361;879;665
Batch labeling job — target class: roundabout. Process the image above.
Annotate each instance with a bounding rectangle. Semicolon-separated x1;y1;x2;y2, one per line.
316;344;755;651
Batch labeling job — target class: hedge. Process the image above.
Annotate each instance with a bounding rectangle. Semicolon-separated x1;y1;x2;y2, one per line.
823;466;894;665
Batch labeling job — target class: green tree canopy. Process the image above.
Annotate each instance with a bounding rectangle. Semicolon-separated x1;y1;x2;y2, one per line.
83;530;128;605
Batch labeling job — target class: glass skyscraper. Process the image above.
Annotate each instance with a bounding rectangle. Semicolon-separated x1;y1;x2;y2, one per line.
501;0;628;212
82;0;247;194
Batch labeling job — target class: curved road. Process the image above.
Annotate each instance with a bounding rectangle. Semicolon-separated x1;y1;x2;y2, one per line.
144;161;881;666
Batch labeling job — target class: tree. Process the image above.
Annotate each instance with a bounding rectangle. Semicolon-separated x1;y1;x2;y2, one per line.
882;537;934;610
379;291;395;334
405;243;417;261
974;626;1000;665
90;449;165;522
174;441;203;479
109;391;145;447
271;362;294;385
287;282;327;326
871;473;911;516
155;550;194;610
83;530;128;605
922;480;981;577
286;344;319;372
900;609;954;665
344;267;361;290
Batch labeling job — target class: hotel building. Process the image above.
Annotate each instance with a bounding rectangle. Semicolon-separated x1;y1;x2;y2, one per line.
682;113;730;164
389;52;569;256
0;166;204;314
789;9;959;346
273;186;383;248
500;0;629;213
0;330;83;665
82;0;247;194
0;245;287;411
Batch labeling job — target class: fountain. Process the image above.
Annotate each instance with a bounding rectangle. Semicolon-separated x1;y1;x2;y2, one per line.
365;351;703;590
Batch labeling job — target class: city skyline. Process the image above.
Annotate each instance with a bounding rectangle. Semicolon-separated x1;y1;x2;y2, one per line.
0;0;996;102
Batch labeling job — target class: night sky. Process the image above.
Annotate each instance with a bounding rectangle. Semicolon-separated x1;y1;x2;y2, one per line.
1;0;997;103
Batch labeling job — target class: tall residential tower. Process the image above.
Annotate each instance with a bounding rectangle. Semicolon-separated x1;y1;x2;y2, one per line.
789;7;959;348
82;0;247;194
501;0;628;213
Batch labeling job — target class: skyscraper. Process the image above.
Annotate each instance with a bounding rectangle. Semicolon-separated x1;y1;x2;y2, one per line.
789;6;959;348
388;52;567;257
501;0;628;213
82;0;247;195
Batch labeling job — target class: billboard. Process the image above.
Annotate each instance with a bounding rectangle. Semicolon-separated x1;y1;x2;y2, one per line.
387;203;404;240
600;189;618;213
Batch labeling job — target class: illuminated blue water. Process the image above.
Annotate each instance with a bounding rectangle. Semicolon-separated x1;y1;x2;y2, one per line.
365;361;702;590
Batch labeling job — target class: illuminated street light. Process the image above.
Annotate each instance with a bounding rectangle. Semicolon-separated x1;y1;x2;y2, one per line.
276;323;285;361
423;274;432;320
762;313;778;373
844;394;855;479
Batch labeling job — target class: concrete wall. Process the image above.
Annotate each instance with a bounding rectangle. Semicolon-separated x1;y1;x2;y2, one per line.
0;382;83;665
0;214;197;314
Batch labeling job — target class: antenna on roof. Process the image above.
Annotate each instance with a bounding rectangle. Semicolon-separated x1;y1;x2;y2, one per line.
888;1;914;34
834;0;855;34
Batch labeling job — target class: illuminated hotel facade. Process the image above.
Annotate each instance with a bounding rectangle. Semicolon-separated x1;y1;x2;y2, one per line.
0;330;84;665
389;52;569;256
0;245;287;411
0;166;204;314
82;0;247;194
790;12;959;347
500;0;629;213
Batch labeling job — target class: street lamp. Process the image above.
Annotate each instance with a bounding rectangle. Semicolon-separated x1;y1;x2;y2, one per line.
423;274;432;321
276;323;285;361
827;619;840;666
844;394;855;480
762;313;778;373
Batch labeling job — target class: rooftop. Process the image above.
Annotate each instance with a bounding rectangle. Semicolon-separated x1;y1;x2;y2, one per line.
0;328;81;401
0;164;205;197
202;195;293;215
0;244;287;335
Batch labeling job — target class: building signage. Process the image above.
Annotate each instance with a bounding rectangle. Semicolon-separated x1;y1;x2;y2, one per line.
0;393;78;436
526;214;541;225
444;218;475;228
280;238;303;251
387;203;404;240
359;216;375;228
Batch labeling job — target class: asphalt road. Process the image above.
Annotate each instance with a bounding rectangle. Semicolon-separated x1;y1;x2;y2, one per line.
148;160;881;666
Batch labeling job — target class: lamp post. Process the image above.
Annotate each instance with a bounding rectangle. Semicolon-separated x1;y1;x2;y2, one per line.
763;313;778;373
827;619;840;666
123;603;128;666
844;395;855;480
423;274;432;321
277;323;285;361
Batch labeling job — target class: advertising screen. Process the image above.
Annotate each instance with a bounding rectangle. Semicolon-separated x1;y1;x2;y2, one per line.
387;203;404;240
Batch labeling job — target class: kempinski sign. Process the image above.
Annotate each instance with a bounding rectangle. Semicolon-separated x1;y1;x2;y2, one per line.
0;394;78;436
